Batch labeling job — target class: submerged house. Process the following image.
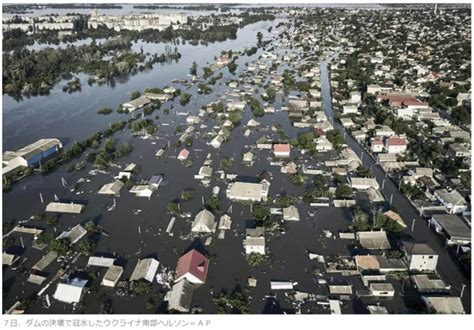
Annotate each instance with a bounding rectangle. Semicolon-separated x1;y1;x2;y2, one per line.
167;279;195;312
53;278;88;304
130;258;160;282
191;209;216;233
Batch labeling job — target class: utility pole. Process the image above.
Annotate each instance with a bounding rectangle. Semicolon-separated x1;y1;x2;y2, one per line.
460;284;466;298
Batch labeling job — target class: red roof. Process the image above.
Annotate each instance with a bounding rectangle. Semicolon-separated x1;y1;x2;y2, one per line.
273;143;291;153
175;249;209;283
386;137;407;146
178;148;190;159
377;94;428;107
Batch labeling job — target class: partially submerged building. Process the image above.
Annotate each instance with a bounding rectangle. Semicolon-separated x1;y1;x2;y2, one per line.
174;249;209;284
191;209;216;233
130;258;159;282
98;180;124;195
53;278;88;304
46;202;85;214
167;279;195;313
3;138;62;176
226;181;269;202
101;265;124;287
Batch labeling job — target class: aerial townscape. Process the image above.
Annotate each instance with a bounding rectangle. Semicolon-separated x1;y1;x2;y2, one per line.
1;2;472;317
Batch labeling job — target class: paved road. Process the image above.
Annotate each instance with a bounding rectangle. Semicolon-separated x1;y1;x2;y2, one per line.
320;55;471;313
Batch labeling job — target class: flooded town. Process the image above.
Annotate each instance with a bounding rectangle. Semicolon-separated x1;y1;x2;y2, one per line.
1;2;472;318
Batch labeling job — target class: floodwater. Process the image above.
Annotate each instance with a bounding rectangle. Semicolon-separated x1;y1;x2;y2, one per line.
3;16;360;314
2;12;449;314
3;19;280;151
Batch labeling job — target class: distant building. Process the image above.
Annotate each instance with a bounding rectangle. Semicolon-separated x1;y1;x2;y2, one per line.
370;138;384;153
226;182;269;202
350;177;380;190
448;143;470;158
122;96;150;112
369;283;395;297
3;138;62;175
385;136;408;154
273;143;291;158
178;148;190;161
434;189;468;214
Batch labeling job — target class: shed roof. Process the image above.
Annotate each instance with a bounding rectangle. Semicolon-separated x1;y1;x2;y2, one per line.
53;278;88;304
46;202;85;214
356;231;390;250
130;258;159;282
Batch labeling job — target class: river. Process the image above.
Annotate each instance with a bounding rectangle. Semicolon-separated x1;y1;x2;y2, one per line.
2;18;281;151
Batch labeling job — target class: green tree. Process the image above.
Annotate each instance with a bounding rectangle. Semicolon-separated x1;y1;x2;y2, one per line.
50;238;71;256
206;195;221;212
77;239;96;256
247;253;264;266
167;202;179;214
253;204;270;221
130;91;141;100
190;61;197;76
335;184;352;199
46;216;59;227
181;189;194;202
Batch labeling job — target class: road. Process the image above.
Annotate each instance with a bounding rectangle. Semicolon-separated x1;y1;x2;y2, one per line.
320;55;471;313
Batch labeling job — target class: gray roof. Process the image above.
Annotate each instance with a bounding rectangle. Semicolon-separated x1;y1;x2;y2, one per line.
191;209;216;233
10;138;61;161
87;256;116;267
130;258;159;282
283;205;300;221
422;296;465;314
32;251;58;271
2;253;19;266
411;275;450;293
357;231;390;250
46;202;85;214
167;279;195;312
431;214;471;240
375;255;407;271
98;180;124;195
370;283;395;292
402;241;437;256
57;224;87;245
102;265;123;286
435;189;466;206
